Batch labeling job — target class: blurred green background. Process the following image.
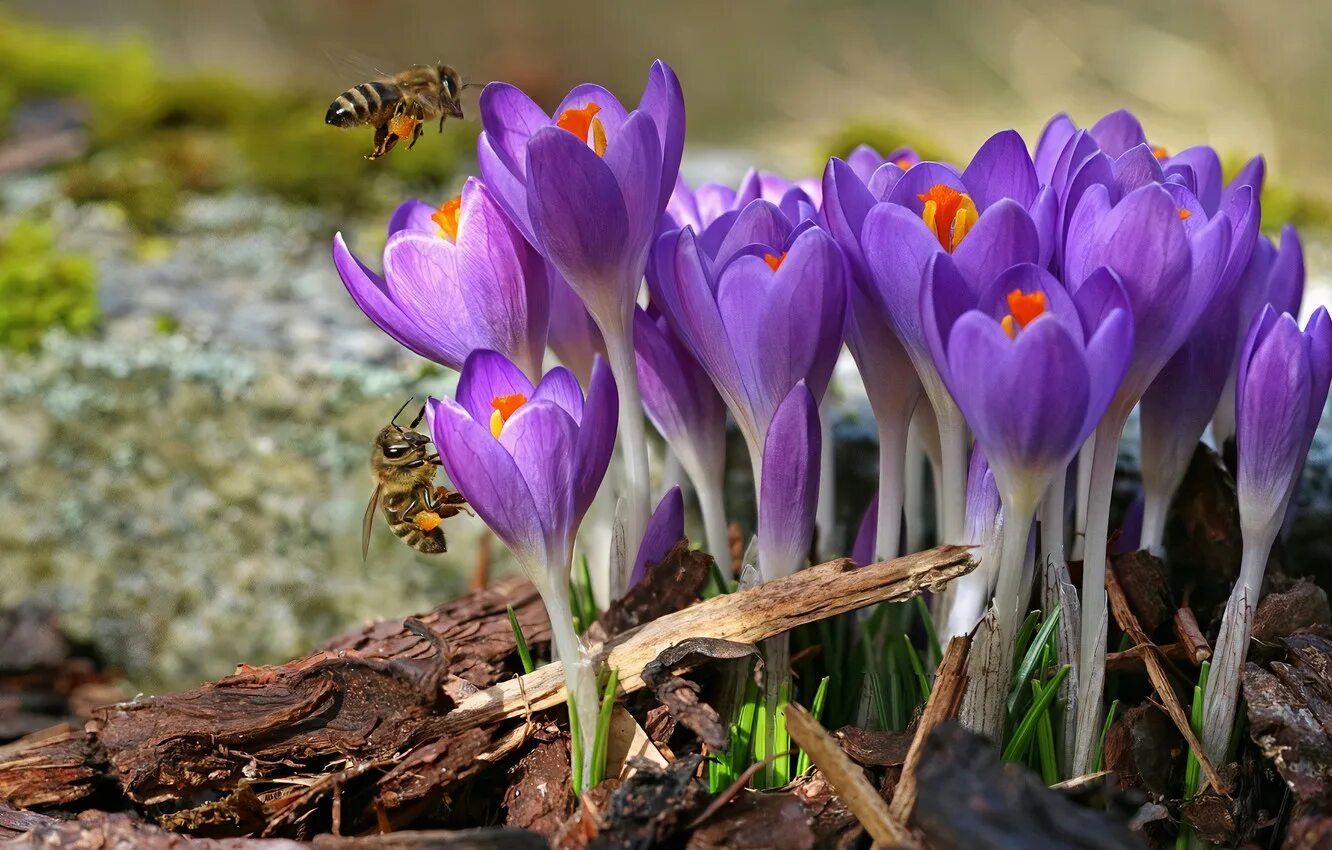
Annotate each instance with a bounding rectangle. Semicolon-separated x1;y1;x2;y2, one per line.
0;0;1328;692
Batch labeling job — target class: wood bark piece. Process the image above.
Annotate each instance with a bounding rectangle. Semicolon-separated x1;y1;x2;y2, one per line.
0;726;106;809
438;546;974;736
890;635;969;823
1173;608;1211;666
784;703;918;849
1105;566;1227;795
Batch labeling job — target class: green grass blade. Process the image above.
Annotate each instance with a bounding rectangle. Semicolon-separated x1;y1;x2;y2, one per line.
1002;664;1070;762
903;634;931;701
796;676;831;776
1093;698;1120;773
914;595;942;667
1012;610;1041;662
1034;680;1060;785
772;681;791;787
507;605;535;674
1008;607;1061;716
588;668;619;788
567;691;584;795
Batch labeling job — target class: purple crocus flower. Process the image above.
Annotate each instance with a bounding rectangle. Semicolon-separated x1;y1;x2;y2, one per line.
629;486;685;588
942;445;1003;639
333;178;548;379
634;308;730;563
477;60;685;594
547;272;605;386
665;169;820;243
649;210;847;496
1201;306;1332;765
758;382;821;582
830;130;1056;544
924;258;1134;742
426;349;617;781
850;494;879;567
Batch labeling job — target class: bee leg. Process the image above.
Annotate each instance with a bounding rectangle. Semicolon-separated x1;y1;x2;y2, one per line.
407;121;424;150
438;115;445;133
368;122;397;160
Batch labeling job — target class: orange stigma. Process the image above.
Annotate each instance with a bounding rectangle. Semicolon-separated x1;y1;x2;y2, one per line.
894;157;912;170
389;113;420;140
1178;208;1191;220
1151;145;1169;160
763;251;788;271
917;184;978;252
1001;289;1046;339
556;102;608;156
488;393;528;437
431;195;462;241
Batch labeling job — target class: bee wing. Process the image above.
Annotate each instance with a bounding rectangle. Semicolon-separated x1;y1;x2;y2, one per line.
362;483;383;562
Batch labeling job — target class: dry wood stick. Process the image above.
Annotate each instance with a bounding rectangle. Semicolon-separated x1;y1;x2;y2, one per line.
785;703;919;849
1105;641;1193;673
1173;607;1212;665
439;546;974;735
1106;567;1227;794
890;634;970;823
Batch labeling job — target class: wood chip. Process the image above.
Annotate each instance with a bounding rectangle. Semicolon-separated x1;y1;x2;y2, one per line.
1173;607;1212;665
785;703;919;849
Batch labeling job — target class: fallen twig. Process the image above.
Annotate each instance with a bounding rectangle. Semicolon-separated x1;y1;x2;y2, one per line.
786;703;919;849
890;634;970;822
439;546;974;735
1106;567;1227;795
1173;607;1212;666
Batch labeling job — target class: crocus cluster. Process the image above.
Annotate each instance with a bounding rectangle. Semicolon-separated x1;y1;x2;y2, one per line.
334;58;1328;786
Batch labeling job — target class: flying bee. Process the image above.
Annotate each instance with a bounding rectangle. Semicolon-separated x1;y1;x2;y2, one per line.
363;398;470;559
325;62;466;160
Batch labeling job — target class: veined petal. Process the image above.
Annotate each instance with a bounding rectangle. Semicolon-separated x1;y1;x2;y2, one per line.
477;131;537;245
555;83;629;140
602;111;663;286
572;357;619;521
382;230;469;367
498;399;580;564
630;486;685;588
387;199;438;235
1267;226;1306;318
713;199;793;269
333;233;445;365
962;129;1039;210
1034;113;1077;185
456;349;536;427
822;156;877;279
1111;144;1166;195
478;82;550;175
758;382;821;581
1090;109;1147;158
638;59;686;210
950;198;1040;289
1169;146;1223;216
885;162;967;213
532;365;585;423
860;203;943;358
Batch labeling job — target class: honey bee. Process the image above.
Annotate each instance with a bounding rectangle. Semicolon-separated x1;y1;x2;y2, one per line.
325;63;466;160
363;398;470;559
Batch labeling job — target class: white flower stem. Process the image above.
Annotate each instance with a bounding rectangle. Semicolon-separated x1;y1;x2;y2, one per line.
874;418;909;561
971;494;1036;743
543;578;601;788
1200;536;1273;765
1072;410;1129;774
1139;420;1194;557
816;394;837;561
693;468;732;576
935;401;969;544
1071;436;1094;561
1041;473;1067;573
601;328;651;600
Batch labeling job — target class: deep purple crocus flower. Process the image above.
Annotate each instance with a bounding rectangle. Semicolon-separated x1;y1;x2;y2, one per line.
924;257;1134;742
649;209;846;493
1201;306;1332;765
629;486;685;588
426;349;618;784
547;272;605;386
333;178;548;379
478;60;685;595
634;307;730;562
664;168;820;245
758;382;821;582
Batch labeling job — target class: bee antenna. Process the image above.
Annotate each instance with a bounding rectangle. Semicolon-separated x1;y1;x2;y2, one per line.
391;396;415;426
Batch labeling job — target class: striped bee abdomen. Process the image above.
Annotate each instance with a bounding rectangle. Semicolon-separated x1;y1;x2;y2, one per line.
325;81;399;127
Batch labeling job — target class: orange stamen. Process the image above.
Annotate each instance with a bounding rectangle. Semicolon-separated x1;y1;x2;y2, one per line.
431;195;462;241
1178;208;1191;220
556;102;607;156
1002;289;1046;339
917;184;978;252
1151;145;1169;160
763;251;788;271
414;511;442;532
894;157;912;170
488;393;528;438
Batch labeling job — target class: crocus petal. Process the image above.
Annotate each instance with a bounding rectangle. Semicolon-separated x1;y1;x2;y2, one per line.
848;144;886;181
713;199;793;268
950;198;1040;288
455;349;535;426
1029;186;1059;268
532;365;586;423
388;199;439;235
1111;144;1166;196
554;83;629;140
850;494;879;566
1034;113;1077;185
630;486;685;587
821;156;877;278
477;131;537;244
962;129;1039;210
1169;146;1222;216
428;396;544;570
885;162;968;213
498;400;579;562
1090;109;1148;158
638;59;686;210
478;82;550;176
333;233;442;365
921;252;973;386
758;382;821;581
382;230;469;366
602;111;663;286
634;309;726;469
1221;154;1265;213
572;357;619;520
976;262;1082;339
1267;226;1305;318
526;125;631;303
860;203;945;356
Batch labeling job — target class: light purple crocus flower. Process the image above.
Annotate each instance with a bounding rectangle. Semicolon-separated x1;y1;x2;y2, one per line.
649;208;847;497
426;349;617;782
830;129;1056;544
478;60;686;595
634;308;730;563
333;178;548;379
547;272;605;386
758;382;821;582
1201;306;1332;766
923;258;1134;742
629;486;685;588
666;169;819;235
